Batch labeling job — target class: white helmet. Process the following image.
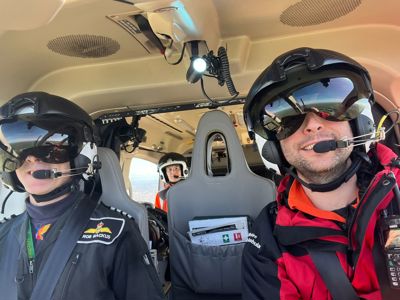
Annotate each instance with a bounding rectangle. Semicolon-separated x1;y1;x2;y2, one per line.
157;152;189;184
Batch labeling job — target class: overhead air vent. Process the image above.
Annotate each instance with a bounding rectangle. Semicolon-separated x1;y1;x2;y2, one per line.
47;34;120;58
107;12;166;54
280;0;362;27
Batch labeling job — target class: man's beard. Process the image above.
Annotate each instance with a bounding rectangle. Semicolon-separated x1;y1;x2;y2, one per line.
293;152;351;184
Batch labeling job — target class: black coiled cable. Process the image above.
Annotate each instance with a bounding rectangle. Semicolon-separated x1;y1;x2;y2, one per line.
218;47;239;98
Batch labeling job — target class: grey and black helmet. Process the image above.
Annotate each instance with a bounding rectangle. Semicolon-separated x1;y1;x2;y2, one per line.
244;47;375;172
0;91;99;192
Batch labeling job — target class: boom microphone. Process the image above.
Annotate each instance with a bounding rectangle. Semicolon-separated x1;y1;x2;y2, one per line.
32;169;65;179
313;128;386;153
313;140;348;153
31;162;102;179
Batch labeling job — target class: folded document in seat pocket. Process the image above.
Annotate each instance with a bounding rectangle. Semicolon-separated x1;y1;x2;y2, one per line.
188;216;249;246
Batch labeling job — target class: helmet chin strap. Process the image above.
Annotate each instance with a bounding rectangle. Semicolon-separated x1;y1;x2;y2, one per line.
31;179;79;203
284;151;370;193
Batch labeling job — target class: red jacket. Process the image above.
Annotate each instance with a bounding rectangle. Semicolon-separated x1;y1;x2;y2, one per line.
242;144;400;300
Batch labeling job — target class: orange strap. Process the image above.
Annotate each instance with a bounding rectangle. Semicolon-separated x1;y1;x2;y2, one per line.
162;199;168;213
154;193;161;209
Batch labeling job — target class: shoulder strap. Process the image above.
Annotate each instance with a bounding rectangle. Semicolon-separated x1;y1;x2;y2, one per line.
30;192;99;300
308;249;359;300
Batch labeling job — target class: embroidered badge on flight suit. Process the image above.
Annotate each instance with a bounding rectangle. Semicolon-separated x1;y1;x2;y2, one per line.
36;224;51;240
77;217;125;244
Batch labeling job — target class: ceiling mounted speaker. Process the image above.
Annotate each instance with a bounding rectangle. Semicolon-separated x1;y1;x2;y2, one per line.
280;0;362;27
47;34;120;58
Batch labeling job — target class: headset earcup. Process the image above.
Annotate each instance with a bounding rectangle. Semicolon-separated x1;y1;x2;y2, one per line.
261;140;289;173
355;114;374;137
160;169;168;183
353;112;375;152
262;141;282;165
74;154;90;170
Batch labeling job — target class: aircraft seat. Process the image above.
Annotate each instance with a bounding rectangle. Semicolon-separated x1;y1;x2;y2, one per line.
97;147;149;244
167;110;276;299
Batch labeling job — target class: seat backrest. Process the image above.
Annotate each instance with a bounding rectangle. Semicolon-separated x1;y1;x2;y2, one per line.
167;110;276;300
97;147;149;244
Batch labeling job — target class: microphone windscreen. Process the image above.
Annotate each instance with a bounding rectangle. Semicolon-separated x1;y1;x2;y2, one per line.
313;140;337;153
32;170;53;179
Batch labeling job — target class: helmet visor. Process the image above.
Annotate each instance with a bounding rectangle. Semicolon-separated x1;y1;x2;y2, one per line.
262;77;371;140
0;117;84;172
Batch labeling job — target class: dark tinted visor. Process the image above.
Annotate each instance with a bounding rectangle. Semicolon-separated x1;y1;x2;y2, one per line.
0;117;84;172
262;77;370;140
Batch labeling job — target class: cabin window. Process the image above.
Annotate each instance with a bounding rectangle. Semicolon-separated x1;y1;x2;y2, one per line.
129;158;159;204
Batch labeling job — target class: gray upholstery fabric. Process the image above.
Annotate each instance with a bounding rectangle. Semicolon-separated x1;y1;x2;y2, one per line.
97;147;149;244
167;110;276;299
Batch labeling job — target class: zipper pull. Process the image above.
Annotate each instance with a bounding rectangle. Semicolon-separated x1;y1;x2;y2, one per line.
29;260;34;274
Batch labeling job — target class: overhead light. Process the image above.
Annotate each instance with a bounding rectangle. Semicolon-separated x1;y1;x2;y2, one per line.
184;41;239;103
186;58;204;84
192;57;207;73
185;40;209;84
186;56;208;83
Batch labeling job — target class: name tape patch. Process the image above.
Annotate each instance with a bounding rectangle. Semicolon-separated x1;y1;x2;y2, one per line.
78;217;125;245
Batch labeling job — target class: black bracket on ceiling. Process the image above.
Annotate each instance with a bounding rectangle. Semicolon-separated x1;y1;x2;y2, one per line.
113;0;134;5
97;97;246;122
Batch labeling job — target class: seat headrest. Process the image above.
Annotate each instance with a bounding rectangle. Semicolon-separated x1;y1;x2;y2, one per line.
190;109;249;179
